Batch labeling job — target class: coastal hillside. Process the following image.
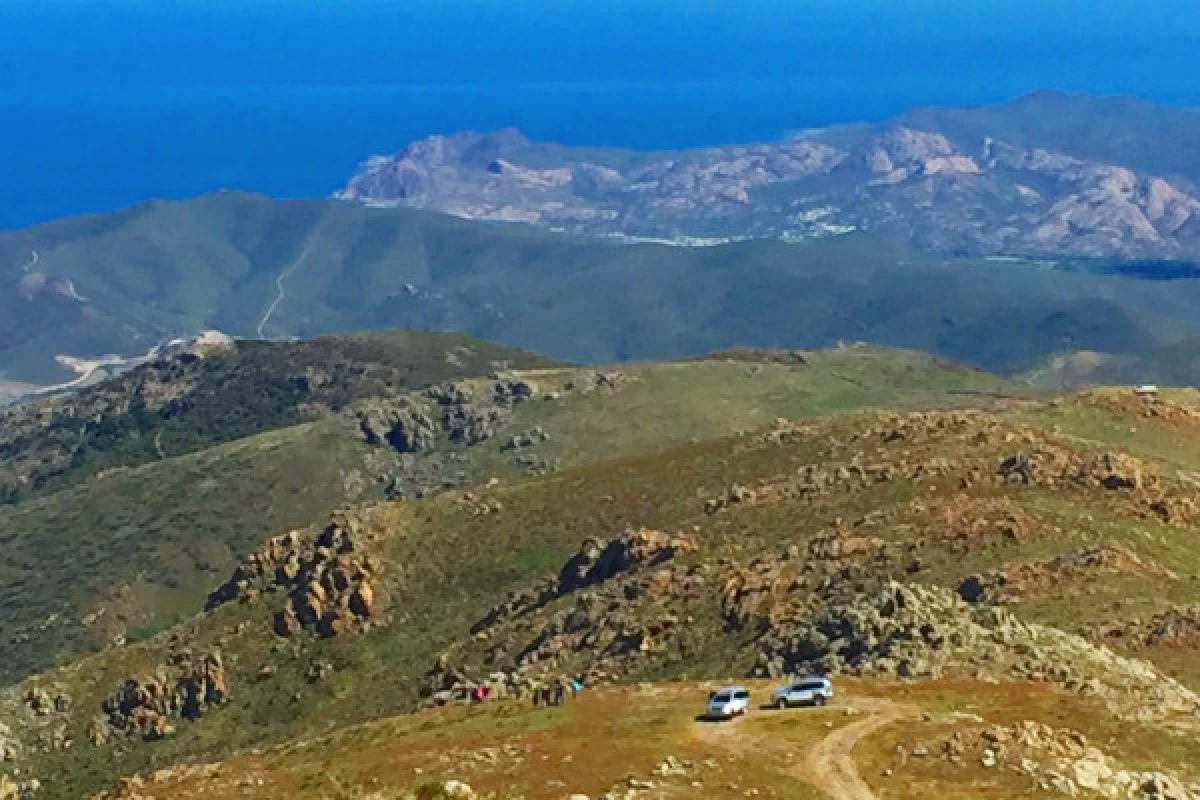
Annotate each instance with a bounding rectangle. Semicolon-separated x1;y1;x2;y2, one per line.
8;192;1200;384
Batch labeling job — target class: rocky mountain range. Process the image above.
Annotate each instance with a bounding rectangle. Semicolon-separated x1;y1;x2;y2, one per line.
336;91;1200;259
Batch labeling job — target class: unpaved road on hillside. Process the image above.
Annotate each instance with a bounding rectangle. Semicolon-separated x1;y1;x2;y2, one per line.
257;237;317;338
795;698;916;800
694;697;916;800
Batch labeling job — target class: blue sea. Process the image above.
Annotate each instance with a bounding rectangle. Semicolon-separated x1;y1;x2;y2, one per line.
4;0;1200;231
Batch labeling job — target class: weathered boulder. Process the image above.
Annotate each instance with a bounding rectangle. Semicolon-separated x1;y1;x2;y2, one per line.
209;516;379;639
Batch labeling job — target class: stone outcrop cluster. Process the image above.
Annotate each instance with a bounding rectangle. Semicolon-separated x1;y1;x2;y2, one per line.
426;377;537;445
98;650;227;741
207;517;378;639
926;720;1199;799
958;544;1171;603
356;400;438;453
425;528;699;698
752;580;1199;721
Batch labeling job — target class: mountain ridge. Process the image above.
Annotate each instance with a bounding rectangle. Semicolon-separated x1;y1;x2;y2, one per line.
12;190;1200;387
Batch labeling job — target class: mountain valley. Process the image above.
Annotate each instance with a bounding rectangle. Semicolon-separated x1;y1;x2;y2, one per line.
10;188;1200;389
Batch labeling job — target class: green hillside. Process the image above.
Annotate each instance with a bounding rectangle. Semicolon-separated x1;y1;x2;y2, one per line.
0;329;557;501
6;357;1200;799
8;192;1200;384
0;347;1014;690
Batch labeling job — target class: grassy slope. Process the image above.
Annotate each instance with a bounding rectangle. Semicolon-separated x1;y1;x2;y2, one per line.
10;355;1200;798
0;349;1025;798
9;192;1200;383
0;329;556;681
0;329;557;499
466;347;1019;477
83;678;1200;800
0;419;373;682
26;391;1200;798
0;349;1009;689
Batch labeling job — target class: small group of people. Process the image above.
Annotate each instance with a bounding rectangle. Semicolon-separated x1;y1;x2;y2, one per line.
531;677;584;708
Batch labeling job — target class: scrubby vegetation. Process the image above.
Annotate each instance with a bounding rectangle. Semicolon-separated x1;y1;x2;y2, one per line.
0;330;556;499
5;342;1200;800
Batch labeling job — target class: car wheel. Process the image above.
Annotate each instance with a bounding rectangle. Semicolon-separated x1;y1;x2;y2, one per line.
814;694;827;707
776;698;788;710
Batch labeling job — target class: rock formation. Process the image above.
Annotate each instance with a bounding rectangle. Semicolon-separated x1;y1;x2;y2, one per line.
99;650;228;741
207;515;379;639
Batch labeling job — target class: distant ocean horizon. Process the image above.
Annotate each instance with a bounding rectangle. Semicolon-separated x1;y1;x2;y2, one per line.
5;0;1200;231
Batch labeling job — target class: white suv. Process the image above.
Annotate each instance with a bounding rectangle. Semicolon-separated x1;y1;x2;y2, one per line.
705;686;751;719
770;676;833;709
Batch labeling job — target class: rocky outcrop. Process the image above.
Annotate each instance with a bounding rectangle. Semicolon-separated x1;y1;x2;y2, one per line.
356;401;438;452
1093;606;1200;651
207;515;379;638
558;528;695;595
752;581;1200;721
0;721;20;763
99;650;228;741
959;544;1173;603
924;720;1199;800
424;377;538;445
427;528;700;698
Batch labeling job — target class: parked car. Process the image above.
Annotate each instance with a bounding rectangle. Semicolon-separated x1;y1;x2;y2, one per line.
705;686;751;719
769;676;833;709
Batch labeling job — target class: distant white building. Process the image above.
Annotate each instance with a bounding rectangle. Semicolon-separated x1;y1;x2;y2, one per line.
1134;385;1159;398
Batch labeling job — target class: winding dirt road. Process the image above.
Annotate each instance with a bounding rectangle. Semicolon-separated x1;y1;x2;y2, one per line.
257;238;317;338
794;698;916;800
693;697;916;800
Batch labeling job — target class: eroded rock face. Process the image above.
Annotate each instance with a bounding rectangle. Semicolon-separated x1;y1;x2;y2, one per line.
558;528;694;595
424;377;538;445
426;528;700;699
334;121;1200;260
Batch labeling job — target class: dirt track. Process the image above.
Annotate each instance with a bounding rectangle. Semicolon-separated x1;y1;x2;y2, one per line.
693;697;916;800
794;698;916;800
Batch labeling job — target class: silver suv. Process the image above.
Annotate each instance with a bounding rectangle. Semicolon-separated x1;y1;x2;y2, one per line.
769;676;833;709
705;686;751;719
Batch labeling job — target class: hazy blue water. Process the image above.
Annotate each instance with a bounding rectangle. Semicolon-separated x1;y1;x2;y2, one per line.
4;0;1200;230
